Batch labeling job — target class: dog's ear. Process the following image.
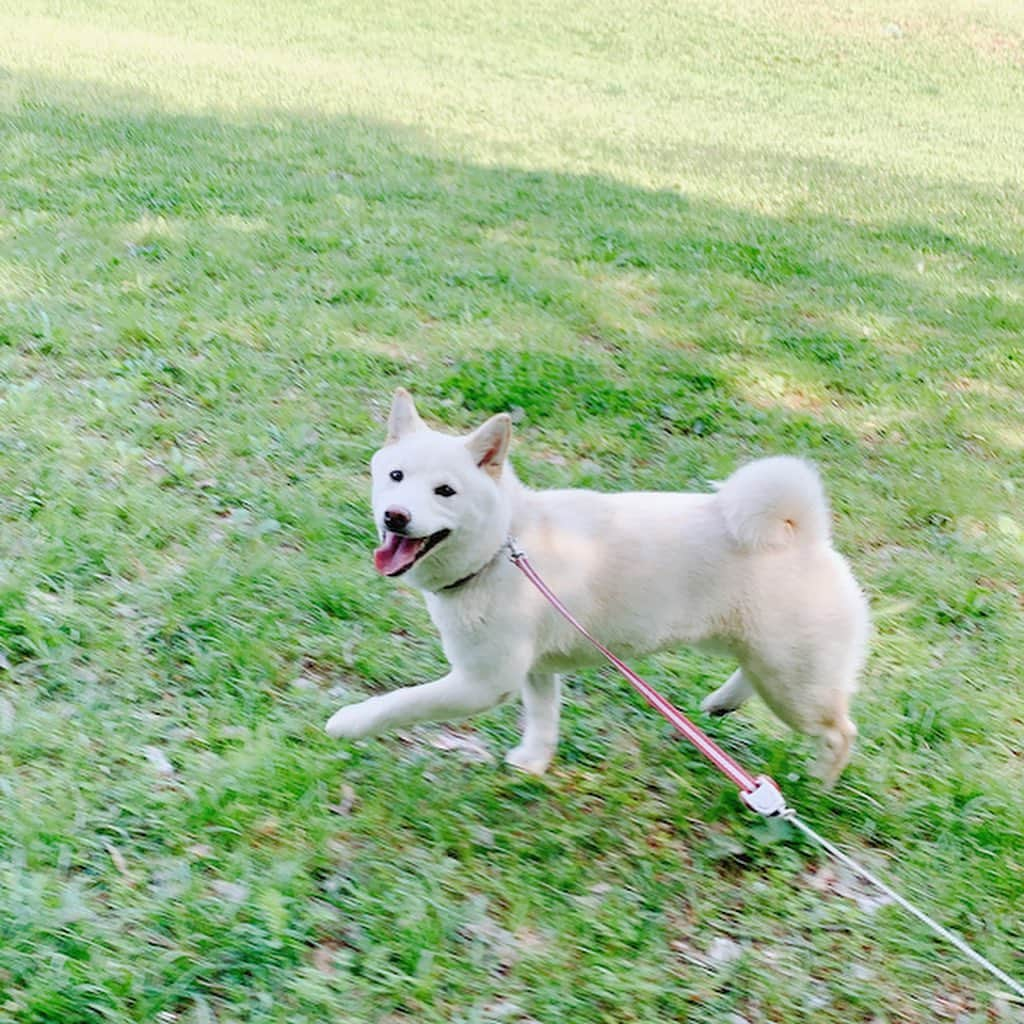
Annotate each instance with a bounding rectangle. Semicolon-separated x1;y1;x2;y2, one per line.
386;388;424;443
466;413;512;478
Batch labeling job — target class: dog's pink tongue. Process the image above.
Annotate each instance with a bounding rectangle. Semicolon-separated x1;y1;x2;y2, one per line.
374;532;425;576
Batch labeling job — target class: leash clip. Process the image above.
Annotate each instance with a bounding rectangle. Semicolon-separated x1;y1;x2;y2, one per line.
505;536;525;562
740;775;789;817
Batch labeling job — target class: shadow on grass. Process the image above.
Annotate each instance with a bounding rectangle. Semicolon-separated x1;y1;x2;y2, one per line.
4;74;1021;435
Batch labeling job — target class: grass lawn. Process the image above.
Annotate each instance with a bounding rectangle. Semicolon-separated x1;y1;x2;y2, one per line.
1;0;1023;1020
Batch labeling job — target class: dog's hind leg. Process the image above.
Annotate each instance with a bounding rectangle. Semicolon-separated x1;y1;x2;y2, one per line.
325;670;514;740
505;672;561;776
700;669;755;717
752;662;859;788
809;698;857;790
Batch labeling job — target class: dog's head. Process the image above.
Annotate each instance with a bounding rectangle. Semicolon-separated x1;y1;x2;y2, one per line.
370;389;513;591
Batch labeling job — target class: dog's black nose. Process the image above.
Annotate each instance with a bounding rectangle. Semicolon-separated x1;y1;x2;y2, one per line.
383;506;411;533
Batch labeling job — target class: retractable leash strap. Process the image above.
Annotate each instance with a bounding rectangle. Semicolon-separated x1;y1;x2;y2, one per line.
505;538;786;815
505;538;1024;1002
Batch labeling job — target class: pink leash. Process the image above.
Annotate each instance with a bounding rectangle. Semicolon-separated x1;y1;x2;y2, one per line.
506;538;786;816
504;537;1024;1000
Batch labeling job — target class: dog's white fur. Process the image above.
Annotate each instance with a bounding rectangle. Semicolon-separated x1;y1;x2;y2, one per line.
326;390;870;786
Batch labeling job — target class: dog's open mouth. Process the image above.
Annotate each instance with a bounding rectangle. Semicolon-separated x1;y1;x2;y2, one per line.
374;529;451;577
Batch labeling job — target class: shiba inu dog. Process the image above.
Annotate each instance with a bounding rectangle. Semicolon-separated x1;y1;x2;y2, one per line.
326;390;869;785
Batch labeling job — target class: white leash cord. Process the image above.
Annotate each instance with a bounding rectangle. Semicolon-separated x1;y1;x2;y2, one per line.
784;809;1024;1000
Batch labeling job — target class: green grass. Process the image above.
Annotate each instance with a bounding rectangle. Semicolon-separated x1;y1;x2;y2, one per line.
1;1;1023;1020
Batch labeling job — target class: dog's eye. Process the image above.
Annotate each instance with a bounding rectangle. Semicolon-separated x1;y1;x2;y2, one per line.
389;469;404;482
434;484;456;498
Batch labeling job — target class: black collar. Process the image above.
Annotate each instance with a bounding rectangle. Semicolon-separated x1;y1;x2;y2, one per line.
439;570;482;593
438;542;507;594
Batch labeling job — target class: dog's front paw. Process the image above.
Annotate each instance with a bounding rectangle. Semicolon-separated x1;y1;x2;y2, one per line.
325;700;379;740
700;691;746;717
699;693;733;717
504;743;554;776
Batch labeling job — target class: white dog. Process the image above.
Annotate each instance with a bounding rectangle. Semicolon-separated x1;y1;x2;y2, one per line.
326;390;869;785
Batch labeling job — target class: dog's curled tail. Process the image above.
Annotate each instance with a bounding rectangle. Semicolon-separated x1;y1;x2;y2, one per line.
715;456;831;550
